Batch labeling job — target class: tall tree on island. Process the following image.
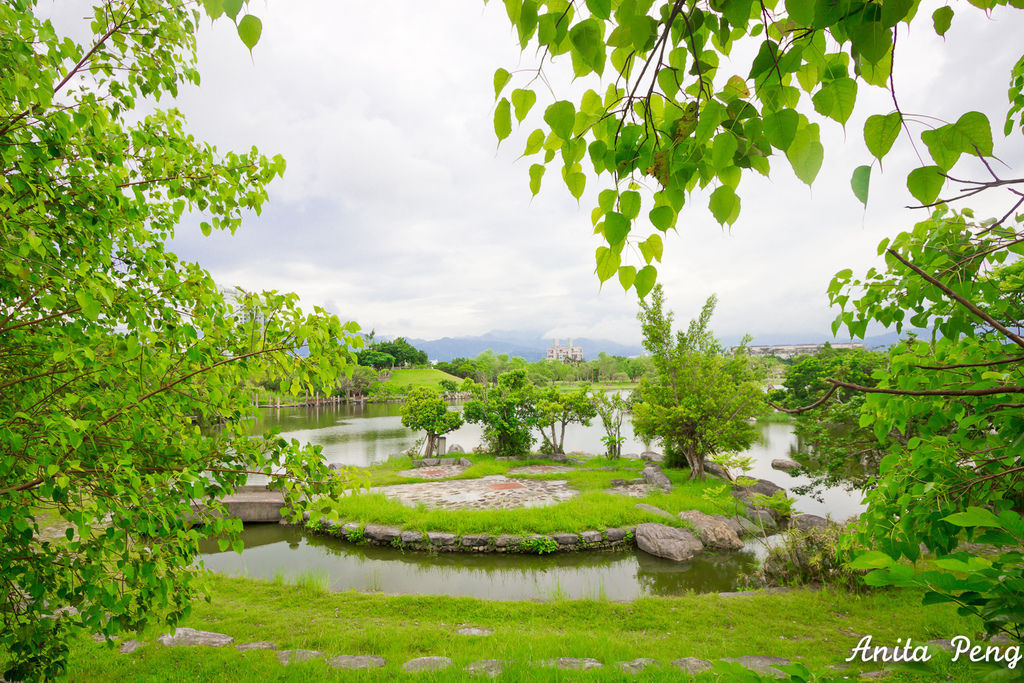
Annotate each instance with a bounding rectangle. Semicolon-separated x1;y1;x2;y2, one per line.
631;286;765;478
400;387;465;457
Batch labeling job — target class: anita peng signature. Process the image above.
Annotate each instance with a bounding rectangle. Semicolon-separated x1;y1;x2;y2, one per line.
846;635;1021;670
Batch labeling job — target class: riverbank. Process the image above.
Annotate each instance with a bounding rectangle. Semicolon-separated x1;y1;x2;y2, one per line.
54;574;988;681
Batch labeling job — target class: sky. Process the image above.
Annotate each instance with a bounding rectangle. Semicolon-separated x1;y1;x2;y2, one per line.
48;2;1024;346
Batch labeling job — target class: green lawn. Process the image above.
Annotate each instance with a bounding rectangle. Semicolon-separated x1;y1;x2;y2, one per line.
379;368;463;391
54;574;991;681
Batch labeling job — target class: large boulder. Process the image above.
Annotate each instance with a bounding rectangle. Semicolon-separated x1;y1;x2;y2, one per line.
790;514;831;531
640;451;664;463
732;478;786;500
771;458;800;472
678;510;743;551
635;503;675;520
703;461;733;481
447;443;465;454
635;523;704;562
642;466;672;491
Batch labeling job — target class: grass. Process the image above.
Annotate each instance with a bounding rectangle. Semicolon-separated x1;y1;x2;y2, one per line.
54;573;992;681
321;454;743;535
379;368;462;391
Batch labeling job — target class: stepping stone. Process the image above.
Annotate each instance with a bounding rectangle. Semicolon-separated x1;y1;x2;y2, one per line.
118;640;145;654
277;649;325;664
635;503;675;520
158;628;233;647
635;523;704;562
403;656;453;672
236;641;278;651
618;658;658;673
327;655;386;670
464;659;505;677
722;656;791;678
860;671;891;680
672;657;712;674
540;657;603;670
457;627;494;636
580;530;603;544
92;633;118;644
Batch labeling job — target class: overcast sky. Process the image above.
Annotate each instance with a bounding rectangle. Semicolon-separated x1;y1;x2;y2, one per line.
51;2;1024;345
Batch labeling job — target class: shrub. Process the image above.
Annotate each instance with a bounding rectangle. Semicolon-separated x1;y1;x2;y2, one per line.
758;524;867;590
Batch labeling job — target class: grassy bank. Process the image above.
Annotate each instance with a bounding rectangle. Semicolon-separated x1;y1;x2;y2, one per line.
379;368;462;391
54;574;988;681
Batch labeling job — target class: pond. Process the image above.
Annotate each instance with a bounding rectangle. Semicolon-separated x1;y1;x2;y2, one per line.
201;400;865;599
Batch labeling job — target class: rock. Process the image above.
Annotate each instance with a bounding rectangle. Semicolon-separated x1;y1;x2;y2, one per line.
118;640;145;654
859;671;891;680
427;532;458;546
419;458;440;467
92;633;117;644
642;466;672;491
548;452;570;463
746;508;778;530
459;457;472;467
460;534;490;548
580;530;603;544
709;514;745;536
464;659;505;677
790;514;830;531
457;627;494;636
678;510;743;551
342;522;362;537
722;655;791;678
704;461;732;480
540;657;603;670
493;535;523;548
552;533;579;546
672;657;713;674
771;458;800;472
277;649;325;664
400;531;424;544
987;633;1013;646
635;503;675;520
236;641;277;651
640;451;664;462
635;523;704;562
363;524;401;543
605;528;627;542
402;656;453;672
617;658;658;673
732;478;786;501
158;628;234;648
609;478;627;486
327;655;386;670
448;444;465;453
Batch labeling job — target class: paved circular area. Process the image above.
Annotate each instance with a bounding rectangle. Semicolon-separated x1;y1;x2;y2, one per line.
506;465;575;475
373;476;577;510
396;465;467;479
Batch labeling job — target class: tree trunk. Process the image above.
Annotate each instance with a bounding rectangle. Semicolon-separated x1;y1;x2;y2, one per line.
557;420;566;454
425;433;437;457
686;446;705;480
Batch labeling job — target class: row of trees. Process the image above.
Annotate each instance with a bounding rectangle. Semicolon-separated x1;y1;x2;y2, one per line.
436;350;651;385
356;335;428;370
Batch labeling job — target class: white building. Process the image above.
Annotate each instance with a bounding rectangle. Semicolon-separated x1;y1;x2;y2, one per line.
546;338;584;362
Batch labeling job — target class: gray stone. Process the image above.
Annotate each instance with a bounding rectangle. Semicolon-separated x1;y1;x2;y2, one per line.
704;461;732;480
158;627;234;648
459;457;472;467
640;451;664;462
732;478;786;500
236;641;277;651
605;528;627;542
722;656;791;678
672;657;713;674
747;508;778;530
419;458;440;467
118;640;145;654
400;531;424;544
327;655;386;670
448;444;465;454
402;656;453;672
581;530;603;544
635;523;704;562
301;510;311;522
635;503;675;520
642;466;672;491
277;649;325;664
461;534;490;548
790;514;830;531
987;633;1013;646
342;522;362;537
710;514;745;536
552;533;579;546
771;458;800;472
427;531;458;546
363;524;401;542
464;659;505;677
92;633;117;644
678;510;743;551
609;478;627;486
617;658;658;673
493;535;523;548
457;627;494;636
540;657;603;670
859;671;891;680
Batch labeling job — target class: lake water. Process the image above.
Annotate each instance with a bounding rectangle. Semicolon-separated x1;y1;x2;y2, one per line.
200;400;865;599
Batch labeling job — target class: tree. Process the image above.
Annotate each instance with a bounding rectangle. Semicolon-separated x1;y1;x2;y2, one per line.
464;369;541;457
631;286;765;477
357;349;396;370
1;3;360;679
374;337;428;367
537;385;597;454
338;365;378;401
400;388;464;457
594;391;630;459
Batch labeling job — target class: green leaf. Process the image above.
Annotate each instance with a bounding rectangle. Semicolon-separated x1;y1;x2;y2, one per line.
864;112;901;162
709;185;740;225
524;129;545;155
849;550;894;569
943;507;1003;528
786;124;824;186
569;19;605;75
849;19;892;65
811;77;857;126
711;133;739;172
639;234;664;263
544;101;576;140
617;265;637;290
649;205;675;231
603;212;630;245
202;0;224;19
932;6;953;36
494;68;512;100
529;163;545;196
595;246;621;282
851;165;871;206
586;0;612;19
565;170;586;199
634;265;658;298
222;0;243;19
763;109;799;151
906;165;945;205
494;98;512;142
953;111;993;156
518;0;538;47
511;89;537;123
236;14;262;50
620;190;641;220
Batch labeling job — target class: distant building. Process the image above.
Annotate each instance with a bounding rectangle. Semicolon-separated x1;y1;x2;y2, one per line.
737;342;866;359
546;338;584;363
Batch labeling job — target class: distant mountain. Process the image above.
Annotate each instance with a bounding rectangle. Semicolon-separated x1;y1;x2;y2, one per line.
404;331;644;362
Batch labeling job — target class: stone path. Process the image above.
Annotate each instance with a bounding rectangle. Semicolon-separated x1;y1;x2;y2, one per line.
395;465;467;479
372;475;577;510
608;482;657;498
117;626;803;677
505;465;575;475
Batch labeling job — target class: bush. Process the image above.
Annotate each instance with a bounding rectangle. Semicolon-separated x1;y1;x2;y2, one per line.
758;524;867;591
